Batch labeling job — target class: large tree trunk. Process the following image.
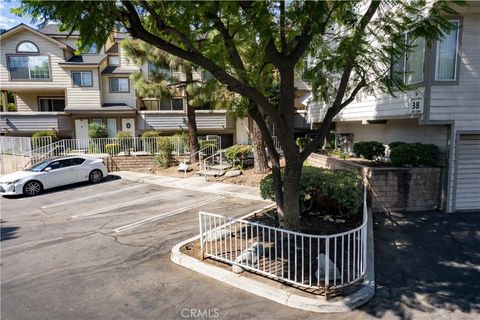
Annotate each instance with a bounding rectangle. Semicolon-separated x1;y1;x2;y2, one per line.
252;118;269;174
186;103;199;162
185;66;199;162
281;157;302;229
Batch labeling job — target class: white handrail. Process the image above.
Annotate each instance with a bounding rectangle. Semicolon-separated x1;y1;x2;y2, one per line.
199;187;368;290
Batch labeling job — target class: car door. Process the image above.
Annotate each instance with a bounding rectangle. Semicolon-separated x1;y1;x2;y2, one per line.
70;158;89;182
43;159;75;188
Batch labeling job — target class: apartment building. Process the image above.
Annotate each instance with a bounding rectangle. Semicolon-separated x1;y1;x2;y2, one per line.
0;23;312;150
307;3;480;212
0;23;237;146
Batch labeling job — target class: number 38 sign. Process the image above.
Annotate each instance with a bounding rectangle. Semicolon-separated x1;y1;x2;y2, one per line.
408;90;424;114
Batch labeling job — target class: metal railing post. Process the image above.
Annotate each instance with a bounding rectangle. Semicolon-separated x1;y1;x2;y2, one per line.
199;211;204;259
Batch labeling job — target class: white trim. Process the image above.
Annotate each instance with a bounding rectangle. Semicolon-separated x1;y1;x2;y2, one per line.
434;20;460;81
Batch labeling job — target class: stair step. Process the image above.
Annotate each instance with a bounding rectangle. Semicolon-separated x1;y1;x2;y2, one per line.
197;169;226;177
207;164;232;170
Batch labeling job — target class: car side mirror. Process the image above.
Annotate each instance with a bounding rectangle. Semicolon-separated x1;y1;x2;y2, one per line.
44;167;52;172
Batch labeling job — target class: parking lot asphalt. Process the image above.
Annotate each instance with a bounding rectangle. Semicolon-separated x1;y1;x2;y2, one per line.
1;175;479;320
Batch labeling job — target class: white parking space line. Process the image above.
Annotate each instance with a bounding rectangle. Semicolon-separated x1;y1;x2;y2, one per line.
41;184;147;209
71;189;181;218
113;196;223;233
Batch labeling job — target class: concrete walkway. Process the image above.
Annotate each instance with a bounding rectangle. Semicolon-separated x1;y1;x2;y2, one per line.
115;171;268;202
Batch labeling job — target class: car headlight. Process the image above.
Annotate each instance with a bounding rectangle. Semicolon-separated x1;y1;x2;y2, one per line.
3;179;21;185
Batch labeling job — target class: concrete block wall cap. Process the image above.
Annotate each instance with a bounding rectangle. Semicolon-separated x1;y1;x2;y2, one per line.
170;208;375;314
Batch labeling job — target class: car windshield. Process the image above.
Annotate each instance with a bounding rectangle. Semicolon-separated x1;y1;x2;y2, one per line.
25;160;51;172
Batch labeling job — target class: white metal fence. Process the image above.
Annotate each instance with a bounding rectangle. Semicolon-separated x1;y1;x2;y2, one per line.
199;190;368;290
29;135;221;164
0;136;52;174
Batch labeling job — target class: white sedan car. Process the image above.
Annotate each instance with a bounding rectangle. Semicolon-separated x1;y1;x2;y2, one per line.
0;156;108;196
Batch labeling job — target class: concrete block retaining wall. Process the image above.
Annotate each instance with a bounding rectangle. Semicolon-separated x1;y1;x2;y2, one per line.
306;153;442;213
0;155;31;174
105;156;158;172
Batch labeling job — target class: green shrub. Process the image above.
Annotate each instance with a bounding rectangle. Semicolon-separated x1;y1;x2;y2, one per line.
328;148;349;160
390;142;439;166
115;131;133;153
260;167;363;217
88;123;108;138
32;130;58;147
296;137;313;151
353;141;385;160
225;144;252;168
388;141;407;150
105;143;119;156
156;137;174;168
141;130;159;138
7;103;16;112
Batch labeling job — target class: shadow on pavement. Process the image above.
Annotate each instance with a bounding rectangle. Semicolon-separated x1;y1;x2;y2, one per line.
0;220;19;241
360;211;480;319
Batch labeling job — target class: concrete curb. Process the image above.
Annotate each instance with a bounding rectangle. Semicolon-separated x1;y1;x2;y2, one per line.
170;209;375;313
116;171;268;202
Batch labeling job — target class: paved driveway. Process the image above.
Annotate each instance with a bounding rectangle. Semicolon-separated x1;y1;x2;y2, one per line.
1;175;479;320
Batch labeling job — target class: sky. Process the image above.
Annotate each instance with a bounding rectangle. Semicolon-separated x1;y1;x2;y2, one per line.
0;0;37;30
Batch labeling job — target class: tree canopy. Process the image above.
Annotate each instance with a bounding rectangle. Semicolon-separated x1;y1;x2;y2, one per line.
16;0;463;228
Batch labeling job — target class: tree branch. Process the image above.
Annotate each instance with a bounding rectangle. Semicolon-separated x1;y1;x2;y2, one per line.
120;0;283;128
204;10;247;81
139;0;198;52
300;0;381;160
279;1;287;53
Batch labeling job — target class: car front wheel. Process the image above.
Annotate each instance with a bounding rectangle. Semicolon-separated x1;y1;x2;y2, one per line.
89;170;103;183
23;181;43;196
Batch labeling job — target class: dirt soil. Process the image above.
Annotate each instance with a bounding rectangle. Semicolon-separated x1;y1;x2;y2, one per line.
248;210;363;235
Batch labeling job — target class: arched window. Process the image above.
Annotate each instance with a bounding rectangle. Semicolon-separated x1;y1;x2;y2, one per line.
16;41;39;53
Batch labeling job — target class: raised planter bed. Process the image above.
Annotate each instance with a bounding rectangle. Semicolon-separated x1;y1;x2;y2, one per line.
307;153;442;213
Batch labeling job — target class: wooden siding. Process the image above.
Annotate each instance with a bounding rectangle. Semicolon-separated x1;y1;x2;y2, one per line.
15;91;65;112
138;111;231;131
66;69;101;108
101;75;137;107
429;13;480;129
0;112;60;133
0;30;71;90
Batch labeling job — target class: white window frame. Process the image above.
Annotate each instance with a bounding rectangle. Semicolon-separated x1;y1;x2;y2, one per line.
7;55;51;80
72;71;93;87
109;77;130;93
434;20;460;82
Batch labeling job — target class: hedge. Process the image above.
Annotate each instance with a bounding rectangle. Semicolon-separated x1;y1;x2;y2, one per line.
353;141;385;160
260;166;363;217
389;142;439;166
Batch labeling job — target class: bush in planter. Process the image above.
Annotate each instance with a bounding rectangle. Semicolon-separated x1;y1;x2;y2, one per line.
260;167;363;217
141;130;159;154
390;142;439;166
32;130;58;147
353;141;385;160
88;123;108;138
225;144;252;169
156;137;174;168
116;131;133;153
105;143;119;156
